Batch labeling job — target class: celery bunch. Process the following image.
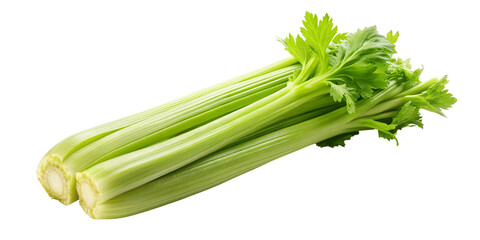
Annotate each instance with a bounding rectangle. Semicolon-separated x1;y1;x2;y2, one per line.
37;12;455;219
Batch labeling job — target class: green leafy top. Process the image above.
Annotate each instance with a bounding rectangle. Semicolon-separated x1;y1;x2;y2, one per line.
406;77;457;116
279;12;338;74
300;12;338;73
387;58;423;89
327;26;396;110
299;12;456;148
317;77;456;148
278;34;313;66
281;12;396;114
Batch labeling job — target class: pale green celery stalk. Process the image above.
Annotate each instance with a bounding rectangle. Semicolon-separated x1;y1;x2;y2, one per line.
66;65;299;171
37;57;298;205
76;75;333;213
89;83;409;219
229;97;340;147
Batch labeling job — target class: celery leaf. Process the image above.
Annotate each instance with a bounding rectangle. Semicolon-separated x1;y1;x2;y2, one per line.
316;131;360;148
278;34;313;66
407;76;457;116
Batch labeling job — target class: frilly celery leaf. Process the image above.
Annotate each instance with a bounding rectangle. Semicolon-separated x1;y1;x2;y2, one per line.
406;76;457;116
316;131;360;148
278;34;313;66
326;26;396;110
300;12;338;72
359;119;398;145
386;30;400;44
387;58;423;88
328;82;358;113
332;32;348;44
392;102;423;131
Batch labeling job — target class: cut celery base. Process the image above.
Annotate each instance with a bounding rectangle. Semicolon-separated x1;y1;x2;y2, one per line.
37;155;77;205
76;172;101;218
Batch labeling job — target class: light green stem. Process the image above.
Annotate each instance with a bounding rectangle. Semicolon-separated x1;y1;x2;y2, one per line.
37;58;298;204
90;84;403;219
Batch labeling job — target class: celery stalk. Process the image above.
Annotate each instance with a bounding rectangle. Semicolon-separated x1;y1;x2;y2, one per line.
37;58;299;204
76;84;331;209
84;83;405;219
92;113;351;219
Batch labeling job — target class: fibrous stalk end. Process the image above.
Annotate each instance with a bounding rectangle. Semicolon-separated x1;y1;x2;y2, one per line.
37;155;77;205
76;172;101;219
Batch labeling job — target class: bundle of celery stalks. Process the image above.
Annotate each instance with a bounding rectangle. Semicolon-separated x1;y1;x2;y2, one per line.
37;12;456;219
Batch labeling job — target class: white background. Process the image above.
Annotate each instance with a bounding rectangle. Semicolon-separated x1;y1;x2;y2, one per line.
1;0;478;239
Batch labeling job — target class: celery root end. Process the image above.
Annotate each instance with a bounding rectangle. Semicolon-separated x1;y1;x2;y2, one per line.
37;155;77;205
76;172;101;219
